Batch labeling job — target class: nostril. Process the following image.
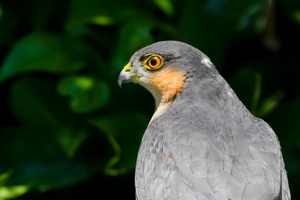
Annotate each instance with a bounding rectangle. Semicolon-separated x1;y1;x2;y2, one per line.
124;63;131;72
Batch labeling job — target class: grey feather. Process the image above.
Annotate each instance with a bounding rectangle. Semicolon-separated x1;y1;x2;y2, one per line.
125;41;290;200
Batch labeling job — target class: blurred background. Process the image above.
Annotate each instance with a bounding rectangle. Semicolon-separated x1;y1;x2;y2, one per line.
0;0;299;199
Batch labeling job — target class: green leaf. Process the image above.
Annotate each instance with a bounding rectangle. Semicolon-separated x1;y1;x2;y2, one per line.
258;91;284;117
10;76;75;127
204;0;265;20
228;69;261;116
56;128;88;157
265;96;300;153
0;127;95;191
153;0;174;16
179;0;265;68
6;76;108;190
0;172;12;187
58;76;109;113
111;23;155;73
294;10;300;22
252;73;262;116
283;152;300;174
0;32;86;82
0;185;29;199
67;0;140;27
236;2;266;31
0;127;62;170
0;6;2;18
89;113;148;175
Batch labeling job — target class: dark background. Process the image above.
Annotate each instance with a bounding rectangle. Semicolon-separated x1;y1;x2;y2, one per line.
0;0;299;199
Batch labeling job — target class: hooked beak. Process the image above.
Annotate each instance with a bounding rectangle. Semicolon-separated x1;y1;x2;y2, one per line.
118;63;132;87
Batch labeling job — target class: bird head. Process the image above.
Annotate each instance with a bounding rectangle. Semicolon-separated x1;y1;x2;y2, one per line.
118;41;215;108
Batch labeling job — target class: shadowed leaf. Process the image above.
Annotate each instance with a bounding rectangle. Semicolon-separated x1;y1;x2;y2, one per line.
9;76;74;127
0;185;29;199
0;32;86;82
89;113;148;175
111;23;155;73
56;128;88;157
0;127;99;191
153;0;173;16
67;0;142;27
265;96;300;153
228;69;261;115
58;76;110;113
258;91;284;117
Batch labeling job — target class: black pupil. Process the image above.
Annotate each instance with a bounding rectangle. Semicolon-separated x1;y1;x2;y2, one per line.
150;58;157;66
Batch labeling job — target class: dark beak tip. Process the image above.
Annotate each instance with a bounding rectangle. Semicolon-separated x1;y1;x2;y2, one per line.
118;70;132;88
118;80;122;88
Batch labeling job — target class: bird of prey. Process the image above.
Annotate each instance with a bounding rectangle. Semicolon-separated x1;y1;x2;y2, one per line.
118;41;290;200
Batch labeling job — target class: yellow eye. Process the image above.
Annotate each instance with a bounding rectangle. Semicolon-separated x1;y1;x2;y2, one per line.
144;55;163;70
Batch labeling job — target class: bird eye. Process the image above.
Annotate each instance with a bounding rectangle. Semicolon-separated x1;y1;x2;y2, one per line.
144;55;163;70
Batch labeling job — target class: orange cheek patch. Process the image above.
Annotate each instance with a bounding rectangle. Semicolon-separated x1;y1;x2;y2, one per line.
148;67;186;104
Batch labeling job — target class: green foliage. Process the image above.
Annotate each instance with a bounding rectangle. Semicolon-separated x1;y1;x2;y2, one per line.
0;185;29;200
90;113;148;175
0;33;87;82
0;172;29;200
58;76;109;113
0;0;299;199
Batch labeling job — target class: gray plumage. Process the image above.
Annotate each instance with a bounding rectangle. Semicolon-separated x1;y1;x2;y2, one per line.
119;41;290;200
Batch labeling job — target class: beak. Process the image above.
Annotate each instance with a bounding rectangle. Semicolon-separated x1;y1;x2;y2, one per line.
118;63;132;87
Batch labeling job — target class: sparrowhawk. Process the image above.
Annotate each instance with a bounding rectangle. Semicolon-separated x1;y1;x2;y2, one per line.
118;41;290;200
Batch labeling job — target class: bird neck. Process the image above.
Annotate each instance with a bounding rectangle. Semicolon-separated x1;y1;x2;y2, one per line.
145;67;186;122
148;67;186;107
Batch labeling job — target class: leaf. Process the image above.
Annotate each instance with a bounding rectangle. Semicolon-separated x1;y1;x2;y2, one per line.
57;76;110;113
111;23;155;73
228;69;261;116
0;32;87;82
5;76;110;191
179;0;265;68
0;172;28;199
0;127;97;191
265;96;300;153
283;152;300;174
235;1;266;31
9;76;75;127
153;0;174;16
258;91;284;117
203;0;265;21
0;185;29;199
67;0;140;27
294;11;300;22
89;113;148;175
0;172;12;187
56;128;88;157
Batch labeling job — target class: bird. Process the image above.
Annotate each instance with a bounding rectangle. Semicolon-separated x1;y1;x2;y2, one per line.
118;41;291;200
